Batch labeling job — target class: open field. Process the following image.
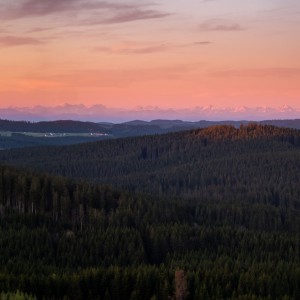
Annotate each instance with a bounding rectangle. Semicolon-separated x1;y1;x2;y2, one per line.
0;131;110;138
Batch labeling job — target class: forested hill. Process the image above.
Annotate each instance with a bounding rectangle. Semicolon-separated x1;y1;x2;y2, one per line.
1;124;300;299
191;123;300;140
1;124;300;198
0;119;107;133
2;118;300;133
0;160;300;299
0;125;300;300
2;118;300;150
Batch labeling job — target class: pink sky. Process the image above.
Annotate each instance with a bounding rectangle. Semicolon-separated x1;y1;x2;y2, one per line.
0;0;300;117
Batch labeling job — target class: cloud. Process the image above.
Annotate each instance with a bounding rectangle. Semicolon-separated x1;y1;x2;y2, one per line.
94;43;170;54
26;27;55;33
210;68;300;78
83;1;147;11
1;103;300;122
2;0;81;19
80;9;170;25
71;64;194;86
93;41;211;55
194;41;211;45
0;27;9;34
199;19;245;31
0;35;43;46
102;9;170;24
19;64;196;89
1;0;170;24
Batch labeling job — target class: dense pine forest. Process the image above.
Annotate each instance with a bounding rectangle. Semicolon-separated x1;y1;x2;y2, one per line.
2;118;300;150
0;119;107;133
0;124;300;299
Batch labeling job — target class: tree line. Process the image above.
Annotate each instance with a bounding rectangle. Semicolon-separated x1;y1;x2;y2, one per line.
0;125;300;299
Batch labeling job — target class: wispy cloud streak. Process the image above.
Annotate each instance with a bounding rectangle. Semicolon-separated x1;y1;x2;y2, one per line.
0;35;43;46
93;41;211;55
199;19;245;31
1;0;170;24
210;68;300;78
94;44;170;54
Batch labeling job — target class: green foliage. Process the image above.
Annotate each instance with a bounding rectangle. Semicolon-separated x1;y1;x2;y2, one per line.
0;290;36;300
0;125;300;299
0;119;105;134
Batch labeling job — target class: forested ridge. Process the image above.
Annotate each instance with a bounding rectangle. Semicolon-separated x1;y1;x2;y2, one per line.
2;118;300;134
2;124;300;198
2;118;300;150
0;124;300;299
0;134;112;150
0;119;107;133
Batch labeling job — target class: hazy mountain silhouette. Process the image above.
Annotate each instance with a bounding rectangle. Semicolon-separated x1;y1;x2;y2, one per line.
0;104;299;122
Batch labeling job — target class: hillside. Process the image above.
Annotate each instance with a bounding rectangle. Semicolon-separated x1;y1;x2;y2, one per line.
1;118;300;149
0;161;299;299
1;124;300;299
2;124;300;198
0;119;107;133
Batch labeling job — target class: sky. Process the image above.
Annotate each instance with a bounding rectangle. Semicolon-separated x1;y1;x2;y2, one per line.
0;0;300;120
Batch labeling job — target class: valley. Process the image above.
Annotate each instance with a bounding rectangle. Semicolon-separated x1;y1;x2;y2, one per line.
0;124;299;299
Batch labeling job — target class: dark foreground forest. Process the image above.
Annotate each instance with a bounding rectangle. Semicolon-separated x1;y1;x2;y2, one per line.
0;124;300;299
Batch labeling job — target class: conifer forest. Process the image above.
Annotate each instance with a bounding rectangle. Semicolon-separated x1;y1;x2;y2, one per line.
0;124;299;299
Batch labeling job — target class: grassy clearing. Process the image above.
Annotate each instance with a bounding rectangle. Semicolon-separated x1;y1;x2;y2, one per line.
0;131;110;138
0;131;13;137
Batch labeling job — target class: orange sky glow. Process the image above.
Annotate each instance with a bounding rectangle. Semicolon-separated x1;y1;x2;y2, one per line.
0;0;300;116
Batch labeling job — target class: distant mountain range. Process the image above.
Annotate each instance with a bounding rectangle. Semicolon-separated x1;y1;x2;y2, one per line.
121;119;300;130
0;104;299;122
2;118;300;133
1;118;300;150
